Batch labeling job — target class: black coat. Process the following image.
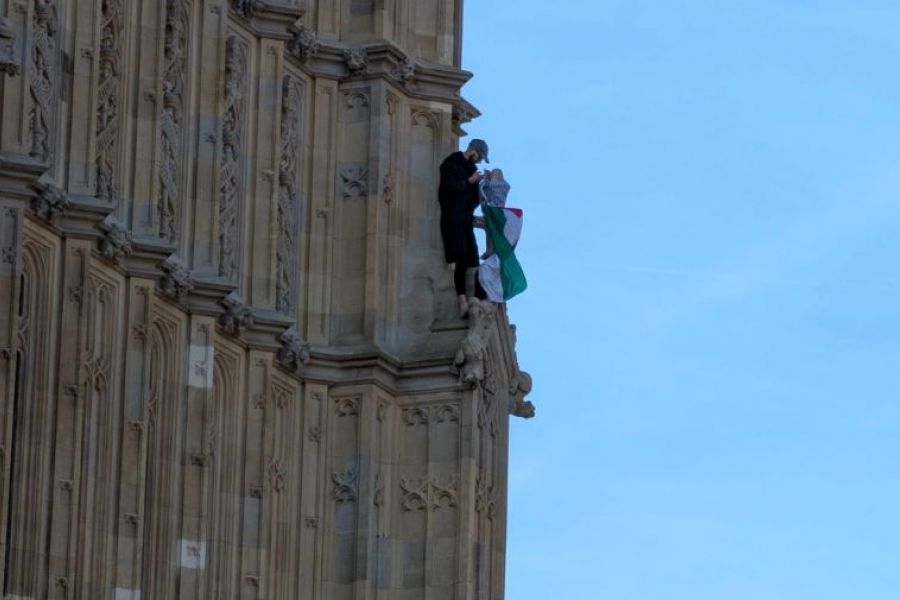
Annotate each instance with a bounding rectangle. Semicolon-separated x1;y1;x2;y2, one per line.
438;151;480;265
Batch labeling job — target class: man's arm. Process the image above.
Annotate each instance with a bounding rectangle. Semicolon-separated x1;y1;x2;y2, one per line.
440;158;478;194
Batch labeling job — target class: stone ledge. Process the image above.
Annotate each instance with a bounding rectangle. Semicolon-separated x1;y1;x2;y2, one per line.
228;0;305;38
286;36;481;119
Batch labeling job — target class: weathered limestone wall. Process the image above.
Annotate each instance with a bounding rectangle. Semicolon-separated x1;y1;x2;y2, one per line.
0;1;530;598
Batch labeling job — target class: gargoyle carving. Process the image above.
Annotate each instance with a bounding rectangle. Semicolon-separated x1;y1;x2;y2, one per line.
343;46;368;74
277;325;310;372
508;370;535;419
287;25;319;60
393;57;415;84
453;299;494;387
159;254;194;300
31;180;69;222
218;291;253;335
97;215;133;262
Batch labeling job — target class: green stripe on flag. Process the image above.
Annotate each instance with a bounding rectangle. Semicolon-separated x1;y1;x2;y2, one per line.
483;206;528;301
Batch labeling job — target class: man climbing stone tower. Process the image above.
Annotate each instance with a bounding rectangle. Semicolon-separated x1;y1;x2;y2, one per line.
0;1;532;598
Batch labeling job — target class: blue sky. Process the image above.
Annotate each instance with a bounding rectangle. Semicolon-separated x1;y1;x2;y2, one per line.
462;2;900;598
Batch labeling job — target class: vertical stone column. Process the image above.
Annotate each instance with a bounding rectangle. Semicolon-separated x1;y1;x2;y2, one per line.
306;79;338;345
248;38;283;310
114;277;156;600
0;201;24;595
190;0;227;275
177;315;216;599
297;384;328;599
332;83;372;344
1;3;33;158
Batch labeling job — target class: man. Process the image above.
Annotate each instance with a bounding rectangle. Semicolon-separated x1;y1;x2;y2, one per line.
438;139;489;317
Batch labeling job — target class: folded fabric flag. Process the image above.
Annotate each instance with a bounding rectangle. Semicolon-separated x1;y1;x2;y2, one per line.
478;205;527;302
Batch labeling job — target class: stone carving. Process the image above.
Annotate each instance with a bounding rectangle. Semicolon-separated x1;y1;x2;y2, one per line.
268;459;286;493
335;397;359;417
331;469;357;503
158;0;191;241
509;370;535;419
382;172;394;205
95;0;123;203
277;325;310;372
31;179;68;222
475;474;497;520
229;0;259;19
97;215;133;262
453;299;495;387
373;472;384;507
478;356;500;435
401;404;459;426
393;57;415;85
377;398;390;422
399;475;458;512
219;36;249;280
277;76;301;313
0;17;20;75
29;0;57;161
287;25;319;60
2;246;15;264
218;291;253;335
343;46;368;74
159;254;194;300
340;165;367;199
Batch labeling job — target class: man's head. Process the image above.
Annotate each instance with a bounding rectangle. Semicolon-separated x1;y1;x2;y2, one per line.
464;139;489;164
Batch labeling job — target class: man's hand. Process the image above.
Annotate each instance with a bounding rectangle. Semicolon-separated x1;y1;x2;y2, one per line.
468;171;483;184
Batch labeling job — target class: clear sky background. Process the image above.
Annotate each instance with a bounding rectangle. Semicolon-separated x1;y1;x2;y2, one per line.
461;1;900;598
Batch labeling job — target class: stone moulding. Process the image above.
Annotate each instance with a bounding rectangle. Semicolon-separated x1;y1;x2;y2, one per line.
228;2;305;39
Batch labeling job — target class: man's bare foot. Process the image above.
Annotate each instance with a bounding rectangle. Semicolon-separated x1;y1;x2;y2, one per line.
457;294;469;318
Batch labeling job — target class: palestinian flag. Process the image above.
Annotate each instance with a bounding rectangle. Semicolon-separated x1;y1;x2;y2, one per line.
478;206;528;302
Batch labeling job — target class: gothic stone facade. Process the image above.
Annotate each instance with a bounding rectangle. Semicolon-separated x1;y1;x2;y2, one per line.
0;1;533;599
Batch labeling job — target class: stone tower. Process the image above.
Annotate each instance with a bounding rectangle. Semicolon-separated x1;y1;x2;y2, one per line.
0;1;532;598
